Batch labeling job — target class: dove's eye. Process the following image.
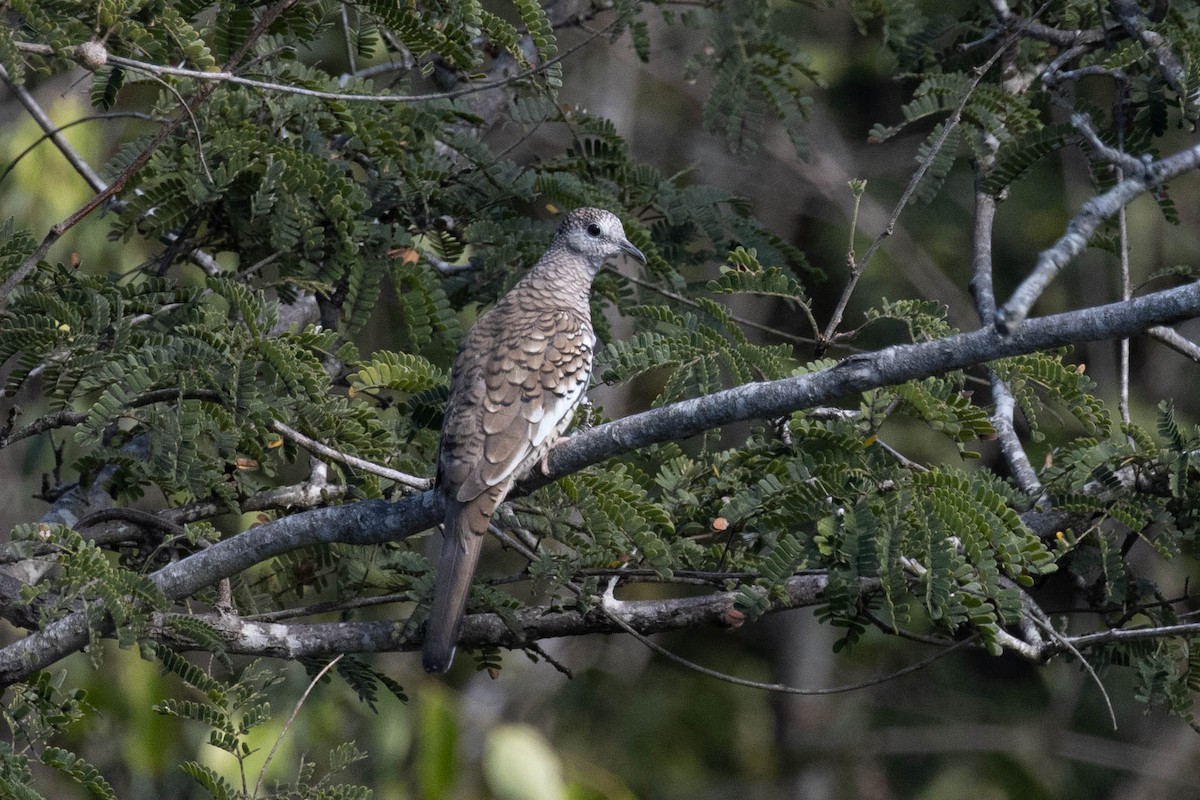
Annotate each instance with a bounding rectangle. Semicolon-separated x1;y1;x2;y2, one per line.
586;223;601;237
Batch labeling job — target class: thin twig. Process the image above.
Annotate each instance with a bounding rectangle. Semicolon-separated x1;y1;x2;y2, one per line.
524;641;574;677
1067;620;1200;649
253;654;343;799
614;268;822;349
864;610;957;646
1030;615;1118;731
601;583;977;695
0;0;301;307
76;507;188;539
0;74;153;191
1;388;227;448
821;40;1015;344
997;139;1200;332
246;591;410;623
141;71;213;184
339;4;358;77
499;515;970;694
14;21;613;106
271;420;431;490
1113;88;1135;428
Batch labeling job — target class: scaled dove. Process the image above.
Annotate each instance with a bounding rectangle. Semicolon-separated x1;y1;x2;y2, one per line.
422;208;646;673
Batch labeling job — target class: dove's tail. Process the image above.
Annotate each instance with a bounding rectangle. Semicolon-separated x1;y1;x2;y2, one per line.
422;498;487;674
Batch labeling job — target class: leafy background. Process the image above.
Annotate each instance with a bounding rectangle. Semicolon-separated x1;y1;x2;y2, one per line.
1;0;1200;798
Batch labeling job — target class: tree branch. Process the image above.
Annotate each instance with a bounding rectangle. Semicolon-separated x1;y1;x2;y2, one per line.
1148;325;1200;362
3;276;1200;683
547;278;1200;481
821;41;1013;345
996;139;1200;332
12;18;615;108
151;574;854;659
1108;0;1187;99
0;64;106;193
970;188;1042;495
0;0;299;305
271;420;431;490
986;0;1107;49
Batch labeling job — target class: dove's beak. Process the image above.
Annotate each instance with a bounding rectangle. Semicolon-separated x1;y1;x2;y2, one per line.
619;238;647;264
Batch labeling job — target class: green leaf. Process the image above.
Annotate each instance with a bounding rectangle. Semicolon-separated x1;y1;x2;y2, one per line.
178;761;236;800
350;351;448;396
41;748;118;800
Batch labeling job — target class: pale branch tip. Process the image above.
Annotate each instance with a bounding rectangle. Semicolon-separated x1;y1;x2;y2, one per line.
272;420;432;490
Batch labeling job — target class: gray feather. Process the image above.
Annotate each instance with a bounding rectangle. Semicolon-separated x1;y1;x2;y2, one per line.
422;499;487;674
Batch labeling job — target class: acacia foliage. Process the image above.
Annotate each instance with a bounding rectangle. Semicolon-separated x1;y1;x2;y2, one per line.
1;0;1200;795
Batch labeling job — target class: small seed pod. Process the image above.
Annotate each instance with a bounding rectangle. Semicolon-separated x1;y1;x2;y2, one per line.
76;41;108;71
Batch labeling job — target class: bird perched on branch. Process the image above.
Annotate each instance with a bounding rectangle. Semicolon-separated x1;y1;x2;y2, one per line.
422;207;646;674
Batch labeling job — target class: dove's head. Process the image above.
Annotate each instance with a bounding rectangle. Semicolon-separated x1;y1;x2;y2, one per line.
555;208;646;269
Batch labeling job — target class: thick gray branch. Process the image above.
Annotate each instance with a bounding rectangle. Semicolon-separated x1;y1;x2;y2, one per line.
152;574;851;659
548;278;1200;481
